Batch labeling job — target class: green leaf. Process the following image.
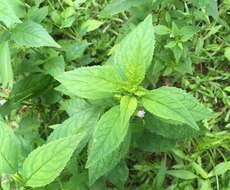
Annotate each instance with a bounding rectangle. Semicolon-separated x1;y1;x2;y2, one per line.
11;20;60;48
208;162;230;177
133;129;176;153
48;100;102;142
80;19;104;36
10;74;51;102
27;6;48;23
61;40;89;61
0;41;13;88
0;0;21;27
224;47;230;61
154;25;170;35
56;65;123;100
192;0;219;19
170;87;211;119
111;15;155;85
144;113;200;140
0;124;21;176
192;162;208;179
100;0;148;17
88;133;130;185
142;87;199;130
87;97;137;168
107;161;129;188
166;170;197;180
120;96;137;125
0;73;51;116
43;56;65;77
153;87;213;121
21;135;83;187
8;0;26;18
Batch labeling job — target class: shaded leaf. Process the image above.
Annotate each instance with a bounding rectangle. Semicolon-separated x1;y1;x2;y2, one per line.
12;20;60;48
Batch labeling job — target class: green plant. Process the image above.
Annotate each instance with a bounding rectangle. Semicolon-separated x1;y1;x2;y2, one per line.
0;15;214;189
1;0;229;190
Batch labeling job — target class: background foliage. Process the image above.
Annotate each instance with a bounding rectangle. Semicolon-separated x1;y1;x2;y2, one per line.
0;0;229;190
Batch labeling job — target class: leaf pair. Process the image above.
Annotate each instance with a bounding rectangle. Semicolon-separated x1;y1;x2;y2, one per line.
56;15;155;99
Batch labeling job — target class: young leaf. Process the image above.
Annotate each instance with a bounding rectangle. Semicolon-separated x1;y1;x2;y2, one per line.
11;20;60;48
0;41;13;88
21;135;83;187
80;19;104;36
0;0;21;28
120;96;138;125
111;15;155;85
56;65;124;100
142;87;199;130
87;97;137;168
0;124;22;176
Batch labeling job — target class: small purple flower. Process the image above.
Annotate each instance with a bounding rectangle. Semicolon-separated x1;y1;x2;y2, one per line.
137;109;145;118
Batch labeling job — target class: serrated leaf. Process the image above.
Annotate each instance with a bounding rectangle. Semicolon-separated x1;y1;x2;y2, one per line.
111;15;155;85
142;87;199;130
0;124;21;176
87;97;136;168
56;65;124;100
133;128;176;153
48;102;102;142
88;133;130;185
0;41;13;88
144;113;199;140
0;0;21;28
155;87;213;121
120;96;137;125
43;56;65;77
60;98;92;116
21;135;83;187
11;20;60;48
